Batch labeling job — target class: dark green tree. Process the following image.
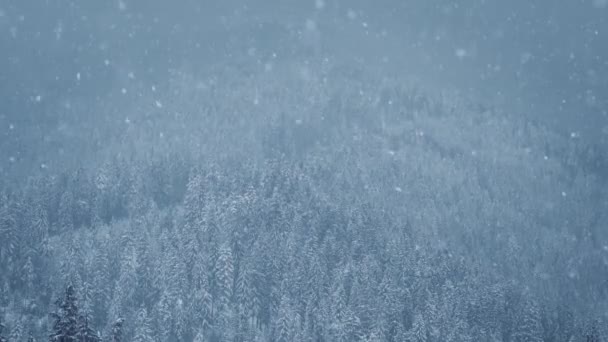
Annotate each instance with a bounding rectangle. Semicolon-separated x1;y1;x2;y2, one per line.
77;314;100;342
49;285;79;342
110;318;124;342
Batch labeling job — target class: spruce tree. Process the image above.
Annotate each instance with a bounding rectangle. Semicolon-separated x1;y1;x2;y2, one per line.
49;285;80;342
10;319;24;341
585;320;601;342
193;329;206;342
0;320;7;342
58;191;75;232
407;313;428;342
133;308;154;342
513;299;543;342
110;318;124;342
214;243;234;307
77;314;100;342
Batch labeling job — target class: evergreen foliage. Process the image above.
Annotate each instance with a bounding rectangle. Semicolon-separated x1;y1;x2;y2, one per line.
0;320;7;342
49;285;80;342
0;61;605;342
110;318;124;342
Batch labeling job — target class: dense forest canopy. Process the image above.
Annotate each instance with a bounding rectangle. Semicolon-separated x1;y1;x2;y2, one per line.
1;1;607;341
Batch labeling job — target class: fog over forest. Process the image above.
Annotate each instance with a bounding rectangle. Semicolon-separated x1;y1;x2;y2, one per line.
0;1;607;341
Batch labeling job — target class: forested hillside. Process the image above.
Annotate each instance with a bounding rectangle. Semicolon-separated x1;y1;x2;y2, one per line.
0;63;606;341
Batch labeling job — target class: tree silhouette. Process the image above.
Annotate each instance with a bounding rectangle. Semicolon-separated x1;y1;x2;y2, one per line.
49;285;79;342
0;319;8;342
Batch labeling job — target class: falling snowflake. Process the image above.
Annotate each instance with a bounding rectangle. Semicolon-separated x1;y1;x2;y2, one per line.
347;9;357;20
305;19;317;31
520;52;532;64
455;48;467;59
54;21;63;40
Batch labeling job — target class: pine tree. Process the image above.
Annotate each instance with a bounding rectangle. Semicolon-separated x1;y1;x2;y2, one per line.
91;248;111;326
424;291;441;341
407;313;427;342
235;265;259;329
31;204;49;251
190;257;213;334
335;307;360;342
275;295;293;342
77;314;100;342
0;319;7;342
10;319;24;342
109;318;124;342
446;317;472;342
585;320;601;342
58;191;74;232
513;299;543;342
22;254;36;295
214;243;234;308
133;308;154;342
112;247;139;314
183;173;205;231
153;291;172;342
193;329;206;342
50;285;80;342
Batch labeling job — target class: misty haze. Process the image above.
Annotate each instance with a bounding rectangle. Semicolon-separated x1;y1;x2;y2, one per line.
0;1;607;341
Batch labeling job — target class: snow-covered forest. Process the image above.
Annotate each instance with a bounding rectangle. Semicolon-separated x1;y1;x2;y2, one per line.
1;1;607;341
